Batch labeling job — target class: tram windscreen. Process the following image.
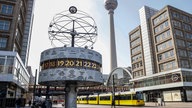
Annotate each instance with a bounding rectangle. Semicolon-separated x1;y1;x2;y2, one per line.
135;92;144;100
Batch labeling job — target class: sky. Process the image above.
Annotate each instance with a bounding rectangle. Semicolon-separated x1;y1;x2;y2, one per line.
28;0;192;75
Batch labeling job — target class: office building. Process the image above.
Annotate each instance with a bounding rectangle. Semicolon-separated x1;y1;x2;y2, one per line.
129;5;192;102
0;0;35;101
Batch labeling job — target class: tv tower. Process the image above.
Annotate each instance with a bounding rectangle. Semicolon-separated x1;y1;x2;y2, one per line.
104;0;118;71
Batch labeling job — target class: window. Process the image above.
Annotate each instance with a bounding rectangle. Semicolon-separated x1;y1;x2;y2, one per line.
131;38;141;47
131;46;141;55
172;11;180;19
188;51;192;58
186;42;192;49
0;20;10;31
132;61;143;71
159;61;176;72
5;56;14;74
0;37;7;48
132;54;142;62
7;0;16;2
100;96;110;100
165;21;168;26
181;60;189;68
153;11;168;25
119;94;131;100
178;49;187;57
158;50;174;61
130;30;140;41
158;55;162;61
1;4;13;15
177;39;185;47
18;14;21;22
155;30;171;43
160;64;164;71
89;97;96;100
154;21;169;34
172;20;181;28
157;40;173;52
183;23;191;31
175;29;183;37
185;32;192;39
0;56;5;73
181;15;190;23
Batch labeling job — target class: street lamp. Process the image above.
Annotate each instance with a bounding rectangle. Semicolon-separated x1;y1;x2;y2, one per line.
112;74;115;108
33;69;37;105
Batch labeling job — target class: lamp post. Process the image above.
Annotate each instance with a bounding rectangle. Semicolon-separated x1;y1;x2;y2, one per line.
33;69;37;104
112;74;115;108
46;86;50;99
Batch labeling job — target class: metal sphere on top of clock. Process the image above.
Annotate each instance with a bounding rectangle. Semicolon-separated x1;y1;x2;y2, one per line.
48;6;97;48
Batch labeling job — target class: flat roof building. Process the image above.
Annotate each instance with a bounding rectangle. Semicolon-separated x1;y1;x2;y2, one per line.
129;5;192;102
0;0;35;103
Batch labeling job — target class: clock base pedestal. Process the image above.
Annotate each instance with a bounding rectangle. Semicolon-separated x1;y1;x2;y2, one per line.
65;83;77;108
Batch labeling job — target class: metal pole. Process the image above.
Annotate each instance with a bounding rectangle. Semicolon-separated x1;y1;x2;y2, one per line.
111;74;115;108
71;20;75;47
33;69;37;104
46;86;50;99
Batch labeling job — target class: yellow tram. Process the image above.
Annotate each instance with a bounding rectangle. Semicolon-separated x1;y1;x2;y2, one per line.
88;94;99;104
116;91;144;106
77;91;145;106
77;96;88;104
98;93;112;105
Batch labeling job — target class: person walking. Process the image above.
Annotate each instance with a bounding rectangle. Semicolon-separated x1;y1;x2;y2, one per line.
41;100;46;108
28;100;31;106
45;99;52;108
15;97;22;108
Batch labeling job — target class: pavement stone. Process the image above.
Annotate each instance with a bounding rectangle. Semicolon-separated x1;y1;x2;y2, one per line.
6;102;192;108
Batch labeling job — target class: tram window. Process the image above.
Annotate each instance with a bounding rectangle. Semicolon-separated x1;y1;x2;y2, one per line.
82;98;87;100
132;94;137;100
132;93;144;100
136;93;144;100
89;97;96;100
115;95;119;100
119;95;131;100
100;96;110;100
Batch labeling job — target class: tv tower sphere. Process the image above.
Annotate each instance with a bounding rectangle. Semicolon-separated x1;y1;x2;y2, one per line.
104;0;118;11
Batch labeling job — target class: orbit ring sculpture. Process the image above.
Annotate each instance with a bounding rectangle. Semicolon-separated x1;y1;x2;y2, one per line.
48;6;97;48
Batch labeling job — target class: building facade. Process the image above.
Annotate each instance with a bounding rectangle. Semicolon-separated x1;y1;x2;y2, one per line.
129;5;192;102
0;0;35;100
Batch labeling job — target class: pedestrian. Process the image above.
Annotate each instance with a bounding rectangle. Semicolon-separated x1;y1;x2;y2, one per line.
28;100;31;106
41;101;46;108
45;99;52;108
15;97;22;108
162;97;165;106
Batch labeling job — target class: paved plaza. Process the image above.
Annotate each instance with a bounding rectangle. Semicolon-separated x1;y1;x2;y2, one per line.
17;102;192;108
54;102;192;108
